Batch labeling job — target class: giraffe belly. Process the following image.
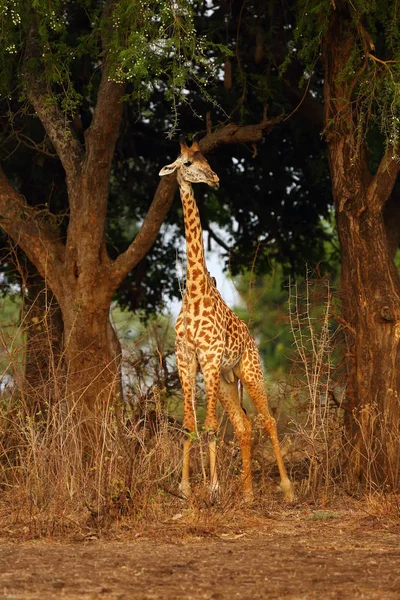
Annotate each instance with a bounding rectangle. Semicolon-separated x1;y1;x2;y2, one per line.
220;348;242;375
220;352;242;384
222;323;248;366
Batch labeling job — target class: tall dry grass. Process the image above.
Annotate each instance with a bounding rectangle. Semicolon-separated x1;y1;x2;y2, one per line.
285;271;344;499
0;295;268;537
0;277;399;538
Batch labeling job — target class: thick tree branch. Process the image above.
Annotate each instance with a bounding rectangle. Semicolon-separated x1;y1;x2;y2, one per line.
81;57;125;206
0;166;65;286
66;0;125;265
367;146;400;212
110;116;281;286
64;57;125;274
198;115;283;153
81;0;125;203
110;173;178;287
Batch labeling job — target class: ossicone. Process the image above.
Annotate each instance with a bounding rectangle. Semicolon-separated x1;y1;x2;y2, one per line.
191;134;200;152
179;135;188;151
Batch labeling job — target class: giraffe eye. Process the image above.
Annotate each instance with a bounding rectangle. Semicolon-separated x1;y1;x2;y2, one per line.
183;161;192;167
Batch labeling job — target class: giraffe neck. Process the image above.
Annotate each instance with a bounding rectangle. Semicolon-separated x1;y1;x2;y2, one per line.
178;175;208;296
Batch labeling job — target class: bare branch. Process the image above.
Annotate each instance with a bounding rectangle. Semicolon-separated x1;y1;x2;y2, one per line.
367;53;396;66
110;116;281;286
205;225;231;253
197;200;231;252
16;131;58;158
273;36;324;132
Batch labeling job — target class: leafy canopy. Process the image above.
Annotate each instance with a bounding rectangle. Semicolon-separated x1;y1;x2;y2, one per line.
0;0;228;133
287;0;400;156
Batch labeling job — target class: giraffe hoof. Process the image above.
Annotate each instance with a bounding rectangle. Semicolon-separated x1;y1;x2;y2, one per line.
209;481;220;505
280;480;295;503
179;482;191;500
243;490;255;505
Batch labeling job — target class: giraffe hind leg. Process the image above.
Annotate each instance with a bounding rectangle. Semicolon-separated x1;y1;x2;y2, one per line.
219;375;254;503
235;349;295;502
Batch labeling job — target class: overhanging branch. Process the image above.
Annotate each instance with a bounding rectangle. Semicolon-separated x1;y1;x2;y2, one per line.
199;114;283;154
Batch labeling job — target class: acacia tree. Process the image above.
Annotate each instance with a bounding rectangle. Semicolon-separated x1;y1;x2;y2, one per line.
0;0;280;437
291;0;400;487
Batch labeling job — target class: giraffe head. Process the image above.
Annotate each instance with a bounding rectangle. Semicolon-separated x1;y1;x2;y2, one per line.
159;138;219;188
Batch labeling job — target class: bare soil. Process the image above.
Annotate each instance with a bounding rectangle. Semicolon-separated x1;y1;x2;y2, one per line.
0;506;399;600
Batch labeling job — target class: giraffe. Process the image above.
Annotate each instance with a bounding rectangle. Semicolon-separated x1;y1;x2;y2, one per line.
159;138;294;503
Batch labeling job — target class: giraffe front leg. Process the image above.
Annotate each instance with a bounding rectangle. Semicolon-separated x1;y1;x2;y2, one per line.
207;433;219;502
201;363;222;501
176;345;198;500
181;437;192;500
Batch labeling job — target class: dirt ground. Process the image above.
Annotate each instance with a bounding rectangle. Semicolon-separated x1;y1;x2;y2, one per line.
0;507;399;600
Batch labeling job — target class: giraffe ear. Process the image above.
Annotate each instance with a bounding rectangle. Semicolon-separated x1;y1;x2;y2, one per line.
191;139;200;152
159;161;178;177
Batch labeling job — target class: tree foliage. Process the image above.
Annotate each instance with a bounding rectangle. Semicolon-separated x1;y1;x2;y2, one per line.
289;0;400;156
0;0;336;317
0;0;228;132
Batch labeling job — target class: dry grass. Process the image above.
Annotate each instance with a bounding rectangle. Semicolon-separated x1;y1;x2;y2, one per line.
0;386;288;539
0;279;399;540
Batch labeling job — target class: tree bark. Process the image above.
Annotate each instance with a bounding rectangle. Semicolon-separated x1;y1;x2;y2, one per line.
323;12;400;488
23;265;64;416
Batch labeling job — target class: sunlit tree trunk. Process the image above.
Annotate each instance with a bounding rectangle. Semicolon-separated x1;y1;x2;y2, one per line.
323;12;400;488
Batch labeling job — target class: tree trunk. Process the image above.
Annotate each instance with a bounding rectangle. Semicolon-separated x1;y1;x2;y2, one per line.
53;234;123;447
61;304;122;447
324;12;400;488
23;266;64;416
22;264;122;443
335;191;400;488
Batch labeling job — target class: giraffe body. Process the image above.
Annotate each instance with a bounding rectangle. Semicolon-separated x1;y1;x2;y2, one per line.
159;139;294;503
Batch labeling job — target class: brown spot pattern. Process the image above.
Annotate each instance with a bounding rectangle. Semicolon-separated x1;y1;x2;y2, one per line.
171;144;293;503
